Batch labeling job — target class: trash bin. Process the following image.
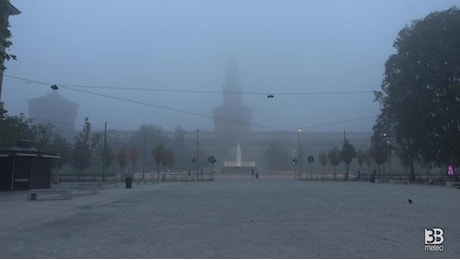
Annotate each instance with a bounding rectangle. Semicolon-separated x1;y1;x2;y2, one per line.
370;173;375;183
125;176;132;188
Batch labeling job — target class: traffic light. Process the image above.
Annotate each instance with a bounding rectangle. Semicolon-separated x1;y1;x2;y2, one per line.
292;158;298;165
208;156;217;165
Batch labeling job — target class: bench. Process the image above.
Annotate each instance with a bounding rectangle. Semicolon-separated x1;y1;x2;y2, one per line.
389;179;410;184
97;182;120;189
73;184;99;195
375;179;390;183
445;182;460;188
27;189;72;200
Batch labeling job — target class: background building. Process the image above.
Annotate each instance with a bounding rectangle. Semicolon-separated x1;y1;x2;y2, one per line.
213;60;253;166
28;90;79;139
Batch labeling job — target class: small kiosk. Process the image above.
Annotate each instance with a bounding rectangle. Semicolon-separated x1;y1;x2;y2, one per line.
0;141;61;191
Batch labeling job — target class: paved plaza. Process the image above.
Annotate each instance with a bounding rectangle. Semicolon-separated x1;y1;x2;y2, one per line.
0;175;459;258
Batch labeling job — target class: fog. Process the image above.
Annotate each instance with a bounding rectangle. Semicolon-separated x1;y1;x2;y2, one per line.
3;0;458;133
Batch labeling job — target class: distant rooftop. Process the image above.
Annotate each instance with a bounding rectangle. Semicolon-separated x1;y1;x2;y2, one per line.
0;0;21;16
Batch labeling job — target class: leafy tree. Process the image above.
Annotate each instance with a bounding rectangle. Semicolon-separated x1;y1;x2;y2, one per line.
370;134;390;177
93;142;114;177
0;115;34;148
129;147;138;173
130;124;165;169
172;125;190;170
356;149;365;174
318;151;328;173
327;147;342;179
0;19;16;66
117;145;128;176
152;143;166;179
374;7;460;180
103;144;114;171
50;135;72;171
164;149;175;170
364;150;373;173
72;118;100;180
152;143;176;180
174;126;186;146
31;122;60;149
340;138;356;180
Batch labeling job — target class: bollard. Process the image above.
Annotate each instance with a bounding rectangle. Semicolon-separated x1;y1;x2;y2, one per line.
125;176;132;188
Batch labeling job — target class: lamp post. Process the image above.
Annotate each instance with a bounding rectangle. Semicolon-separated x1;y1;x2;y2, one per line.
297;128;301;179
383;133;394;177
142;128;146;181
196;128;199;178
102;122;107;182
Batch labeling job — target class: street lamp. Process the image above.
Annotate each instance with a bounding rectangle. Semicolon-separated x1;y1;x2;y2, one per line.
196;128;200;178
297;128;301;179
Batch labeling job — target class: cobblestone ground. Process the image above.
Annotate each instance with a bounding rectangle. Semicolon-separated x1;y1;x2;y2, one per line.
1;176;459;258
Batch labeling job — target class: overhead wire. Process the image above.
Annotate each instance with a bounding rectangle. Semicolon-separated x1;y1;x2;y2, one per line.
4;74;378;135
4;74;376;95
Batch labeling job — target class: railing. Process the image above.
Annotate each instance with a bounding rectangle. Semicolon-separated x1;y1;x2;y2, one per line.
57;172;215;183
295;171;455;184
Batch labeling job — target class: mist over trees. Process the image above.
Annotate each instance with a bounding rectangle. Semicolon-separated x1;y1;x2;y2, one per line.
373;7;460;180
340;138;356;180
2;6;459;182
327;147;341;179
72;117;100;180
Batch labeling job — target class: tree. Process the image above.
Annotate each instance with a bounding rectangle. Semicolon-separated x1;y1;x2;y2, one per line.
152;143;166;179
172;125;190;170
49;135;72;172
0;19;16;66
374;7;460;180
327;147;342;179
72;118;100;180
370;134;390;177
0;114;34;148
129;147;138;173
117;145;128;177
356;149;365;174
164;149;175;170
340;138;356;180
318;151;328;173
130;124;165;170
93;142;114;176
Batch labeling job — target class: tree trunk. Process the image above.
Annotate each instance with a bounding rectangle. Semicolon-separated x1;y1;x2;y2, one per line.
409;160;416;181
345;164;350;180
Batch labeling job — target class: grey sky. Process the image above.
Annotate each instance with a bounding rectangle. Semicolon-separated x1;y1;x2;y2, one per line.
3;0;459;132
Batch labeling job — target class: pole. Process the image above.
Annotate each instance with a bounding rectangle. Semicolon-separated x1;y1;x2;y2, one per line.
142;128;146;180
196;128;199;178
297;128;301;180
102;121;107;182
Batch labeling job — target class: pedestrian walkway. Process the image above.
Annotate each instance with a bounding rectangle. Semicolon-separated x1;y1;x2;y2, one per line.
0;182;164;237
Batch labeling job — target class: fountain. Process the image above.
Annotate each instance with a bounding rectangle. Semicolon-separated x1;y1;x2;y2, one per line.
236;143;242;167
222;144;256;173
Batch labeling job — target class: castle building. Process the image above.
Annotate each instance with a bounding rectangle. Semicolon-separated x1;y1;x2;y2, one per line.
212;59;253;165
28;90;78;139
